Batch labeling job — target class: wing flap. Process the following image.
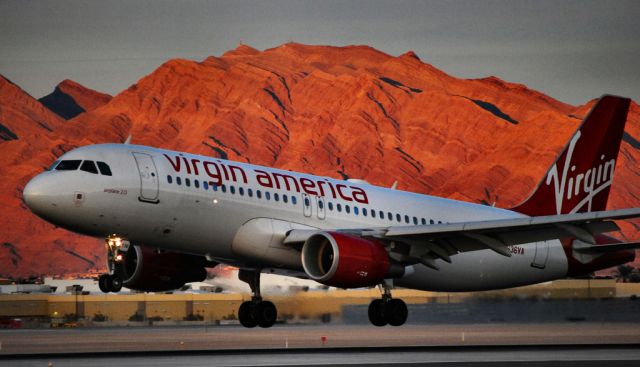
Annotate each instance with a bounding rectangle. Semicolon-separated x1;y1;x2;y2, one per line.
573;242;640;254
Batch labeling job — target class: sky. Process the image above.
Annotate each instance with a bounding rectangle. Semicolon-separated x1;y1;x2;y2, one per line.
1;0;639;105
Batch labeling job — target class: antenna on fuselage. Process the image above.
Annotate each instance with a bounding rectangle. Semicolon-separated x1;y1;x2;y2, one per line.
124;135;132;144
391;181;398;190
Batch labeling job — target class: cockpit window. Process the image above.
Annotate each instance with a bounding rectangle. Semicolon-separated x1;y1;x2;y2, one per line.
55;160;82;171
97;161;112;176
80;160;99;174
47;160;61;171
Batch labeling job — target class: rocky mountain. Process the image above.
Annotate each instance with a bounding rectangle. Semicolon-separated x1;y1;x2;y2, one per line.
1;43;638;277
38;79;112;120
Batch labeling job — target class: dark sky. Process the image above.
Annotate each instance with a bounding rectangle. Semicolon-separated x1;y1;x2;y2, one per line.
1;0;638;105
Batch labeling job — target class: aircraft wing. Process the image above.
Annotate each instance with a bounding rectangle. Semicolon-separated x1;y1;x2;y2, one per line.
284;208;640;269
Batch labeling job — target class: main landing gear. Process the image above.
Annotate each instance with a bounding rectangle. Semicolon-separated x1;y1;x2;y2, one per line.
368;282;408;327
98;236;129;293
237;269;277;328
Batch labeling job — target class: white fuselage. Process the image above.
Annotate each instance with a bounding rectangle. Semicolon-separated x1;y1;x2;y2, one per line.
25;143;569;292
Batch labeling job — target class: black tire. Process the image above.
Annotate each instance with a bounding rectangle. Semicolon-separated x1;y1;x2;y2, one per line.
238;301;257;328
368;299;387;327
98;274;111;293
387;299;408;326
256;301;277;328
109;275;123;293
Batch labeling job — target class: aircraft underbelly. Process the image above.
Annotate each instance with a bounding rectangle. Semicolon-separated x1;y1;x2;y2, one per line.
395;241;568;292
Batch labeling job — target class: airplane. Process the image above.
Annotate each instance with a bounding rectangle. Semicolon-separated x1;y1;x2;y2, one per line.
23;95;640;328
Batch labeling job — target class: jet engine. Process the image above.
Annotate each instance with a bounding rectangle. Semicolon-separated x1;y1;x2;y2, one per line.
117;245;213;292
301;232;403;288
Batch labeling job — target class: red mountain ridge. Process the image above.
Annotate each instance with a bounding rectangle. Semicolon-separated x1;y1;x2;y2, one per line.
1;43;639;278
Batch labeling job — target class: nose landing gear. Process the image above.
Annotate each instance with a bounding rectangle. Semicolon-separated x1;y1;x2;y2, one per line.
368;282;408;326
237;269;277;328
98;273;123;293
98;236;129;293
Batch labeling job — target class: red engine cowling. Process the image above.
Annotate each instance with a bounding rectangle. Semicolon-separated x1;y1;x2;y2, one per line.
117;245;214;292
301;231;401;288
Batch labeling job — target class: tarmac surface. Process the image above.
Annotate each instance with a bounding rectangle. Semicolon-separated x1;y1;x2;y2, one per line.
1;323;640;366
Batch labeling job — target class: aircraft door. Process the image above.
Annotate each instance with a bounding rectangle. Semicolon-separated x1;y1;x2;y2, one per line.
302;193;312;217
531;241;550;269
132;152;159;203
316;196;326;220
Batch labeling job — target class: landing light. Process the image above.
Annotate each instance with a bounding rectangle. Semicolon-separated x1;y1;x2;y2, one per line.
115;254;123;262
213;199;218;204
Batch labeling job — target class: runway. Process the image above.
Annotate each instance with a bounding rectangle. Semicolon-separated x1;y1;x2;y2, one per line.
2;323;640;366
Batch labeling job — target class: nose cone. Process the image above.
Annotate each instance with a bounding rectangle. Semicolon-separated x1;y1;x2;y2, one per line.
23;174;51;216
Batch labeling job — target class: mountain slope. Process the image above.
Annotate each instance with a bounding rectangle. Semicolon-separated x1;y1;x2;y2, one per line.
1;43;638;277
39;79;112;120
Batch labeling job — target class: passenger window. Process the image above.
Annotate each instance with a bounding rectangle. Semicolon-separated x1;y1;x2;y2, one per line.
230;186;235;194
239;187;244;196
274;193;279;201
265;192;271;200
345;205;350;214
380;211;384;219
413;217;418;225
283;195;288;203
203;181;209;190
430;219;434;224
396;214;401;222
97;161;112;176
291;196;297;205
167;175;173;184
387;212;392;221
55;160;82;171
363;208;368;217
185;178;191;187
337;203;342;212
212;183;218;191
176;177;182;185
257;190;262;199
304;197;310;207
353;206;358;215
405;215;409;224
248;188;253;197
421;218;426;225
328;202;333;211
371;210;376;218
194;180;200;189
221;185;227;193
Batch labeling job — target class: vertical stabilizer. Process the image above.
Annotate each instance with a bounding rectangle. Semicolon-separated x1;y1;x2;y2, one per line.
511;95;631;216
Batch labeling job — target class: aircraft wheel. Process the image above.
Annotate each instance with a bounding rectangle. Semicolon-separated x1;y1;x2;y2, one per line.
368;299;387;327
108;274;123;293
98;274;111;293
238;301;258;328
256;301;277;328
387;299;408;326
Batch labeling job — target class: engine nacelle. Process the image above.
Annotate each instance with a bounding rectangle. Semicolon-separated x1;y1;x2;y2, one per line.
117;245;213;292
301;231;402;288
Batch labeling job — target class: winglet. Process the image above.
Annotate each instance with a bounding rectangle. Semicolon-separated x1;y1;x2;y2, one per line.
124;135;132;144
511;95;631;216
391;181;398;190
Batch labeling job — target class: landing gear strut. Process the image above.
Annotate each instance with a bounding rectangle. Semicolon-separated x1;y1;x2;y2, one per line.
98;236;129;293
237;269;277;328
368;282;408;327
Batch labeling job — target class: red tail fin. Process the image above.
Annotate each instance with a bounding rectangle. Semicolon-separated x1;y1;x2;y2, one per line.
511;95;631;216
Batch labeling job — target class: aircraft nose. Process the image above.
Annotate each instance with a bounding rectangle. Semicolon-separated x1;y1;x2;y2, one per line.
23;174;50;215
